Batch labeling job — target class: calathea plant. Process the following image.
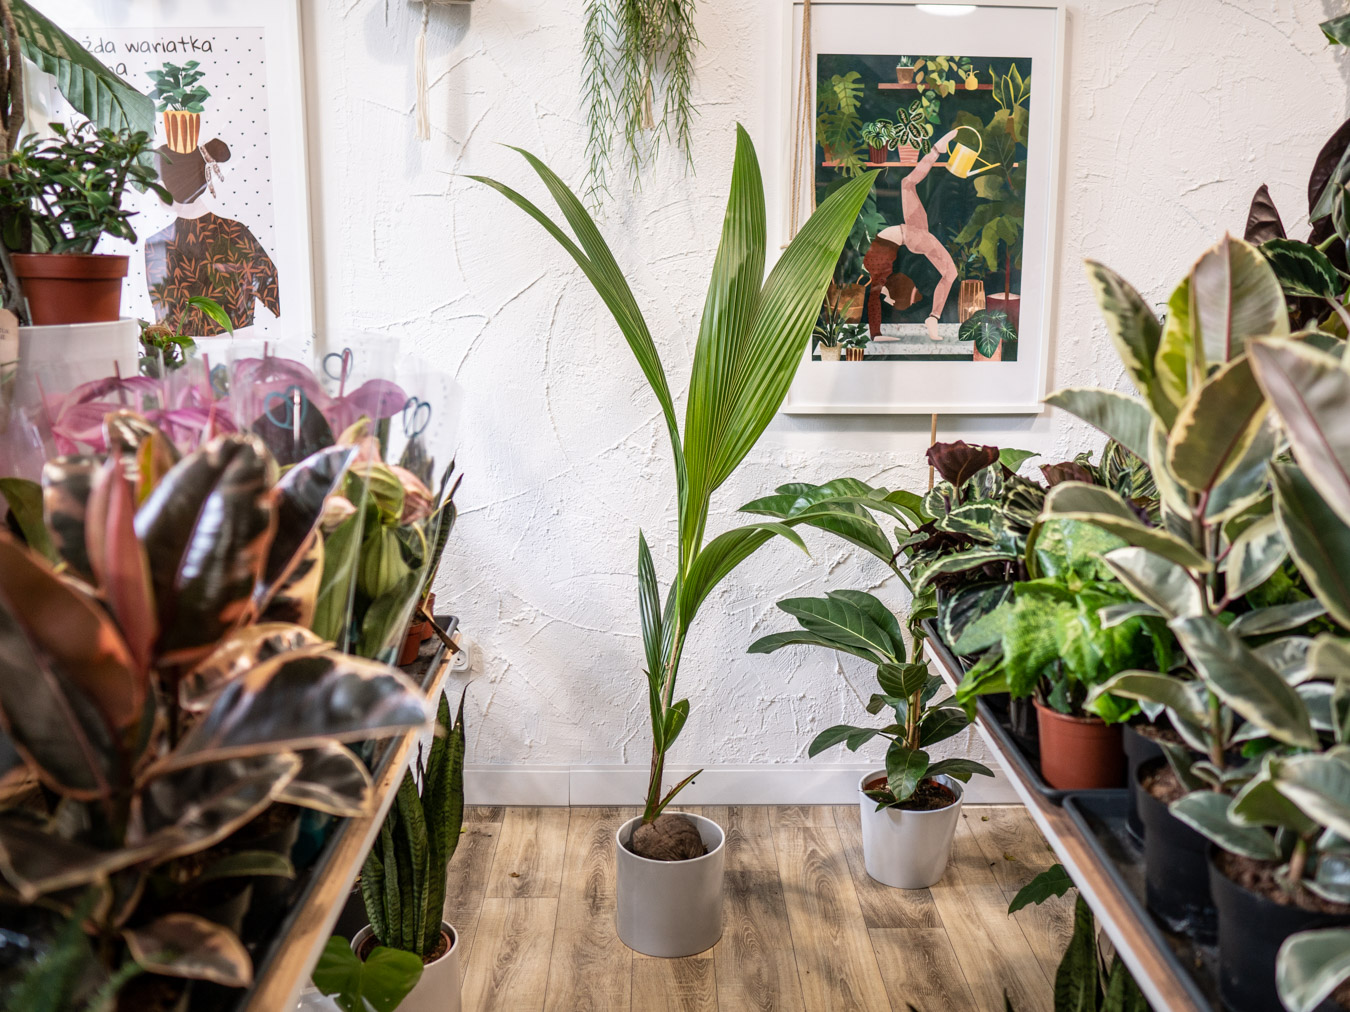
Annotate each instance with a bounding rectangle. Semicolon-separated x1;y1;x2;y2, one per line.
474;128;876;855
0;420;431;1000
750;590;991;808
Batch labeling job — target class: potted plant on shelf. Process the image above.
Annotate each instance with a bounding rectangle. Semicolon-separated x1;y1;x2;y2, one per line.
475;128;876;957
147;60;210;154
861;120;892;164
750;591;991;888
895;56;916;86
840;322;870;359
812;300;846;362
817;71;865;174
316;691;468;1012
959;307;1014;361
887;101;933;166
0;122;167;325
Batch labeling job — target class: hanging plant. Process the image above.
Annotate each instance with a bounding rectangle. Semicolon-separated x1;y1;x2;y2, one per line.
581;0;699;207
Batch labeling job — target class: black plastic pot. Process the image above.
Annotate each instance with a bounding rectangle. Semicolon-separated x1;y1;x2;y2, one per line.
1136;759;1214;942
1210;850;1350;1012
1008;696;1039;755
1123;724;1164;842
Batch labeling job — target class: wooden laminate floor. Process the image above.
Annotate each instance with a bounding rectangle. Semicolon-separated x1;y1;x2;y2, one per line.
445;805;1071;1012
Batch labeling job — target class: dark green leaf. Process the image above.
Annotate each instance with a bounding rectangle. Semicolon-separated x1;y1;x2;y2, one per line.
1006;863;1073;913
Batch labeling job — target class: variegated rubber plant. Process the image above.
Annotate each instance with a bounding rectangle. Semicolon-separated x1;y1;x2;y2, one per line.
474;127;877;824
0;415;432;997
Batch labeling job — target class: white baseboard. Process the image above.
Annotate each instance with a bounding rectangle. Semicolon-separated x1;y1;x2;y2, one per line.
465;762;1020;807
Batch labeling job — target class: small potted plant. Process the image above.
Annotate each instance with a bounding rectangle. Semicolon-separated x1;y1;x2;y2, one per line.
752;592;992;888
812;300;847;361
0;122;167;325
146;60;210;154
888;101;933;166
959;307;1015;360
319;691;469;1012
860;120;892;164
840;322;870;359
895;56;916;86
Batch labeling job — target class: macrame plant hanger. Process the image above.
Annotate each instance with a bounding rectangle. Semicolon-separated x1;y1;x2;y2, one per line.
409;0;472;141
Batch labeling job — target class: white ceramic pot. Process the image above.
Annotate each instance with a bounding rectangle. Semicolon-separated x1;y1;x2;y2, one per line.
350;922;460;1012
858;770;963;889
615;811;725;957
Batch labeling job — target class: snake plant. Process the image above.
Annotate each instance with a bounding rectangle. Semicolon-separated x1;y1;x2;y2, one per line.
362;690;467;959
474;128;876;823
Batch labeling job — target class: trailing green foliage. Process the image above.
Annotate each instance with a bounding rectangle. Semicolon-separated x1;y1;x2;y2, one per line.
361;690;467;959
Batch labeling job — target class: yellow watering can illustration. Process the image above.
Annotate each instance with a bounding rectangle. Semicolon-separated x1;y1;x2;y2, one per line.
946;124;999;179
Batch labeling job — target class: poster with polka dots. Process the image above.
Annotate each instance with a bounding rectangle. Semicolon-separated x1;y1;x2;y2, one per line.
31;1;312;343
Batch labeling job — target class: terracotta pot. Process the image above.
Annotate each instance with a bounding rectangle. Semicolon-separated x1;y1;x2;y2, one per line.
895;145;919;166
420;593;437;642
1033;700;1125;790
971;340;1003;362
845;347;865;361
817;343;842;362
896;67;916;85
827;282;865;323
958;279;986;323
162;110;201;154
868;145;889;164
12;253;129;325
397;618;429;666
985;292;1021;332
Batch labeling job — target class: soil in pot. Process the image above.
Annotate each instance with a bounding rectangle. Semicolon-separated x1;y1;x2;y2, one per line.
1034;700;1125;790
863;775;957;811
357;927;453;964
1212;850;1350;1012
1137;759;1215;941
1124;721;1178;841
628;812;708;861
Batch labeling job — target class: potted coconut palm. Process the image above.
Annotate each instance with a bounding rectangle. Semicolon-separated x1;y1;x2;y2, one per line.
751;591;992;888
0;122;167;324
475;128;875;957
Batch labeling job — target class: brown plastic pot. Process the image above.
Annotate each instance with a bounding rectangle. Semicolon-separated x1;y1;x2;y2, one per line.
985;292;1021;332
12;252;129;325
397;618;429;666
420;593;437;643
1033;700;1125;790
896;67;916;85
868;145;889;164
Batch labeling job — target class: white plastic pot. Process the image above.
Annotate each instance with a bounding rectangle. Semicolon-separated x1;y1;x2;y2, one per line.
858;770;963;889
350;922;460;1012
615;811;725;957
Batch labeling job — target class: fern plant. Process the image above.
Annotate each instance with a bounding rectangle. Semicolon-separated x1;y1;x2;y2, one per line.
361;691;467;959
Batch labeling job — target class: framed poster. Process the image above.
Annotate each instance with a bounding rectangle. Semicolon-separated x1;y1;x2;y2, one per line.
782;0;1065;414
27;0;312;342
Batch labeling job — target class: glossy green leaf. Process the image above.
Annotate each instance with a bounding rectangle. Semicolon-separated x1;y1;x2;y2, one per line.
1169;790;1280;860
1277;928;1350;1012
0;478;55;561
313;936;424;1012
809;724;868;757
1167;356;1268;495
1054;895;1101;1012
1222;512;1287;601
1042;482;1209;571
1273;462;1350;629
1250;338;1350;529
1006;863;1073;913
1190;234;1288;366
775;595;900;664
918;707;969;747
637;532;663;683
926;757;992;783
885;744;929;801
1043;387;1153;462
679;522;808;628
1228;599;1327;638
1171;615;1319;748
877;662;930;700
1090;671;1208;728
1102;547;1205;619
1272;752;1350;839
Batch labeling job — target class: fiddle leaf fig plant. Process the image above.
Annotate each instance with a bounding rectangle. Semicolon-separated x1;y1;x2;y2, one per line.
750;590;992;808
474;128;877;837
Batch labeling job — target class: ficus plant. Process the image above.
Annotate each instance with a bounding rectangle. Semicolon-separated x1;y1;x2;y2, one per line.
146;60;209;113
474;127;876;841
0;419;432;998
749;590;992;808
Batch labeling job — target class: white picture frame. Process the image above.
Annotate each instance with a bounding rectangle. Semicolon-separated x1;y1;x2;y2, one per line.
29;0;313;344
781;0;1066;415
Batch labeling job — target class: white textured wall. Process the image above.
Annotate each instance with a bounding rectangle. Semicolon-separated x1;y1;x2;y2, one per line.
302;1;1349;779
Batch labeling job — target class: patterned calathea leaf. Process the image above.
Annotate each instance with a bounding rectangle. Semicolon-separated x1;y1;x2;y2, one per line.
156;649;429;772
134;433;276;668
255;444;355;612
0;533;145;799
178;622;325;713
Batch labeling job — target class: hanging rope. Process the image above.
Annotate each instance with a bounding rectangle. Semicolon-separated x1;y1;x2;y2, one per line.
788;0;814;239
415;3;431;141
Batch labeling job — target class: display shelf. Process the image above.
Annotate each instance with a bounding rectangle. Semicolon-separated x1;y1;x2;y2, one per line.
922;630;1214;1012
238;617;460;1012
822;158;943;169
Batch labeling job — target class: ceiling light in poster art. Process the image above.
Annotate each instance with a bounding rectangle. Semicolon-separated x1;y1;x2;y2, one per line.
784;0;1066;415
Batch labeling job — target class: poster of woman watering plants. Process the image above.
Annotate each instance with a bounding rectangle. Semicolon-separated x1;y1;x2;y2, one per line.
783;1;1065;415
